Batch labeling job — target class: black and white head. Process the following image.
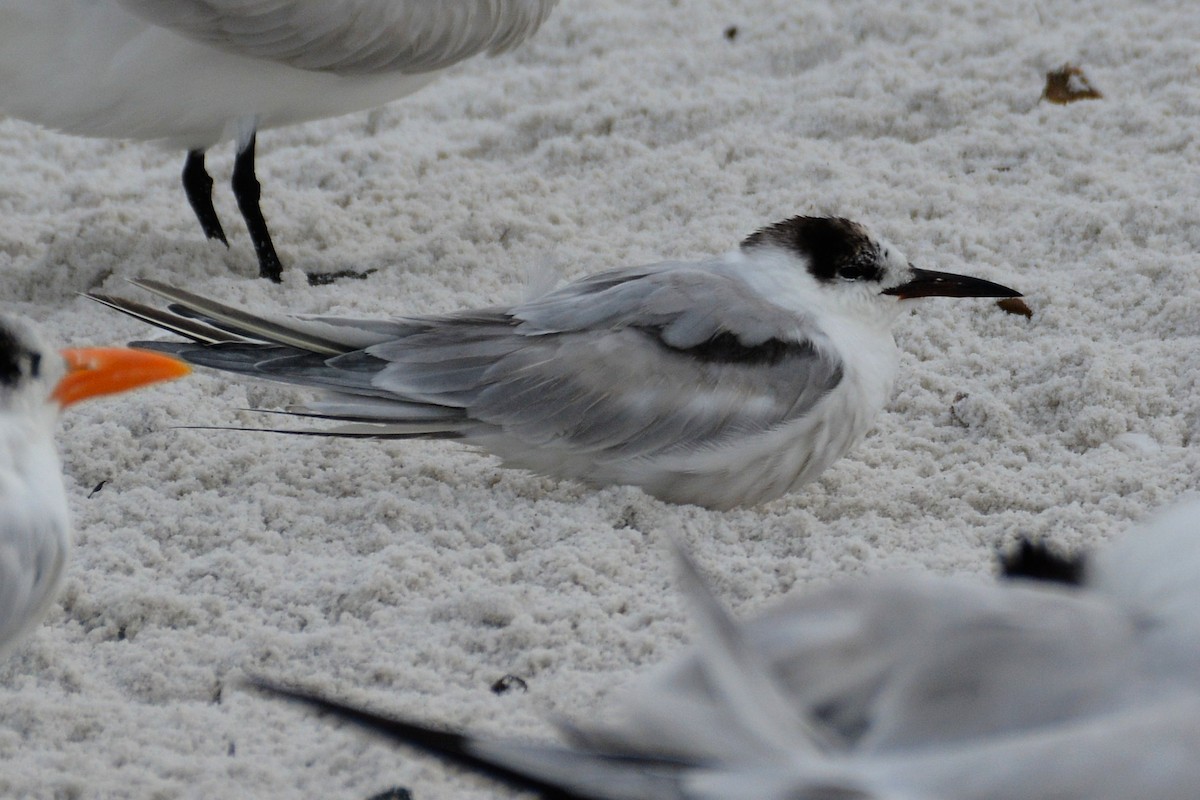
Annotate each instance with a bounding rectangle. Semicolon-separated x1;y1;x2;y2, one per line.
0;314;191;426
741;216;1021;319
0;316;63;425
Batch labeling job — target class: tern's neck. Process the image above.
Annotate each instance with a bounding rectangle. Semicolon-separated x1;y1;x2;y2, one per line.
0;407;59;483
719;247;905;332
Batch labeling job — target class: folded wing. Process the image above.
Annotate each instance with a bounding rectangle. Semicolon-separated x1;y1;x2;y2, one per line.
116;0;558;74
90;269;842;469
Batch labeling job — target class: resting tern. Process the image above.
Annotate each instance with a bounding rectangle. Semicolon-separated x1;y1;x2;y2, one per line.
0;0;558;281
254;500;1200;800
90;216;1020;509
0;317;189;658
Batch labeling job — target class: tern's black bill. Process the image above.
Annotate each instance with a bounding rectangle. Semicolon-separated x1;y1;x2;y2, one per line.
884;267;1022;300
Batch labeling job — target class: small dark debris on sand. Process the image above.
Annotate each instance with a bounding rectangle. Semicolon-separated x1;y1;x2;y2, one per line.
366;789;412;800
997;297;1033;318
306;268;379;286
1042;64;1103;104
491;674;529;694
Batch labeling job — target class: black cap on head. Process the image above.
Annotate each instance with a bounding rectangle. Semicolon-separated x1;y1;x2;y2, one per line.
742;216;885;283
999;538;1087;587
0;322;41;390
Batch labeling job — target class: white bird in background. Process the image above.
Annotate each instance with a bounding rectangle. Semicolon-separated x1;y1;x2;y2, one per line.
90;216;1020;509
0;0;559;281
0;317;189;659
253;499;1200;800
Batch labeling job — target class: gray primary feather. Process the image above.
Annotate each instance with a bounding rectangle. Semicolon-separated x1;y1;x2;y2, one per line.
97;267;844;475
115;0;559;75
603;575;1139;760
514;265;797;347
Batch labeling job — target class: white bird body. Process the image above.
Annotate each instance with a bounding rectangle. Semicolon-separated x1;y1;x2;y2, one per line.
91;216;1018;509
0;1;447;148
0;372;69;659
0;0;558;279
0;317;189;659
255;499;1200;800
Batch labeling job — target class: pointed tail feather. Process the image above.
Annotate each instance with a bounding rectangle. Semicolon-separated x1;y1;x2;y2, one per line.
173;424;465;440
131;279;354;355
245;678;696;800
88;284;483;441
88;292;243;345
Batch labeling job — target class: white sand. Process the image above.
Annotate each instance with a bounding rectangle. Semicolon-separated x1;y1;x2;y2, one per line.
2;0;1200;796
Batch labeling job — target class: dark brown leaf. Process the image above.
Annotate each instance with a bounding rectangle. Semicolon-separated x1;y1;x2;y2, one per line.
997;297;1033;318
1042;64;1102;104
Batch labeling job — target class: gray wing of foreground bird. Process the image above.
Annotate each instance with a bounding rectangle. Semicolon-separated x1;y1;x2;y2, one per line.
250;500;1200;799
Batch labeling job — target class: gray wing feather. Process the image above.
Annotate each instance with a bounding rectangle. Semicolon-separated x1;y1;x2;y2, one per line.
380;329;835;458
88;292;244;345
515;264;793;345
132;279;383;354
592;576;1137;761
116;0;558;75
481;269;841;458
133;341;400;400
92;268;840;460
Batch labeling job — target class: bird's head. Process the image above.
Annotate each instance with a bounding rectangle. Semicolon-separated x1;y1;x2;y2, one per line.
740;216;1021;322
0;315;190;422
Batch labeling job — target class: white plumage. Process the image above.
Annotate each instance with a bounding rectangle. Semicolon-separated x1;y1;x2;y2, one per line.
0;321;70;660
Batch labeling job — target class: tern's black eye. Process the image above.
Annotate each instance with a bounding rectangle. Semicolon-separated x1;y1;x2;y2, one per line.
837;259;886;282
835;250;886;282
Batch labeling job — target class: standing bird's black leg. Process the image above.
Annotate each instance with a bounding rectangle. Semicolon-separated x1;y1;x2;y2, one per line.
231;133;284;282
182;150;228;246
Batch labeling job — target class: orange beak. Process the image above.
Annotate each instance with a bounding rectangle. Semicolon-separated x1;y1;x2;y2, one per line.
52;347;191;408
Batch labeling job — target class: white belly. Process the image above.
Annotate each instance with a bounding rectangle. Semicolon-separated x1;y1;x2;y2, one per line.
0;429;70;657
0;0;442;148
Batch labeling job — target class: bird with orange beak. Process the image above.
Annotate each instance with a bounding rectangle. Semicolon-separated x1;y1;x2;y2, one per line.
0;315;190;658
